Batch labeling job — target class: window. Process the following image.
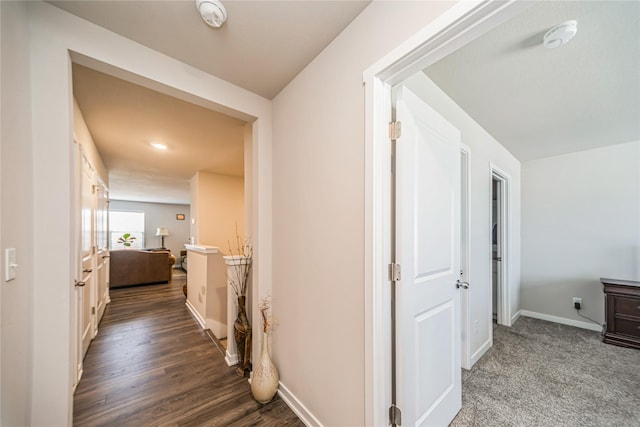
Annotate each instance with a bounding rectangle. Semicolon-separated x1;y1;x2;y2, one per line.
109;210;145;249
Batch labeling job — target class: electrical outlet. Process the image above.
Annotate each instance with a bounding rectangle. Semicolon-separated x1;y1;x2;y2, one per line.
573;297;582;310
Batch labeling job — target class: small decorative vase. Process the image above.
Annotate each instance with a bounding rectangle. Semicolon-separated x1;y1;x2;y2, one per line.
251;331;279;404
234;296;252;377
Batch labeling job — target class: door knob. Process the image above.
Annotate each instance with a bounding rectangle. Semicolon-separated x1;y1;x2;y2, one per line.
75;280;86;287
456;279;469;289
83;268;93;273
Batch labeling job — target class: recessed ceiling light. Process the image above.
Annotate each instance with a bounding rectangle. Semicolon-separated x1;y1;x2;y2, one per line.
543;20;578;49
150;142;168;150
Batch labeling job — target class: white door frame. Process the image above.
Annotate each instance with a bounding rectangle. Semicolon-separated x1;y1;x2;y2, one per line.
491;165;512;327
460;146;471;370
29;3;272;421
363;1;527;424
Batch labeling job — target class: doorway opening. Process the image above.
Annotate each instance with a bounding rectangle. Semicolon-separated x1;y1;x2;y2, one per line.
491;169;510;326
363;1;527;425
69;54;255;397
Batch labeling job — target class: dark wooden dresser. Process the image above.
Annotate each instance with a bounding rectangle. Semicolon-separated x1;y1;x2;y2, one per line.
601;278;640;350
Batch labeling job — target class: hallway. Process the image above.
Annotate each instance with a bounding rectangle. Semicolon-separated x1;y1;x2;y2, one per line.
73;273;302;426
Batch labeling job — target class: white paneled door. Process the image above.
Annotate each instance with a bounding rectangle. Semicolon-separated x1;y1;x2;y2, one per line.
395;86;462;426
77;153;96;381
95;180;109;324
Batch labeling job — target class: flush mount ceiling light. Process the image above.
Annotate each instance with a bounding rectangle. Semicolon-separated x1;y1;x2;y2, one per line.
543;20;578;49
150;142;168;150
196;0;227;28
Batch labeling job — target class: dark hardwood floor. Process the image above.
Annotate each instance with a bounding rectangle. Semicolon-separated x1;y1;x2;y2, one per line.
73;272;303;427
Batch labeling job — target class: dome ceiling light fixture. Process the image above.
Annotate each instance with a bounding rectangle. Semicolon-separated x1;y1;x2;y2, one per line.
543;20;578;49
196;0;227;28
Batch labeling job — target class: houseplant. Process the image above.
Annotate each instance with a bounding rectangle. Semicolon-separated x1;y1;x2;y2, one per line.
117;233;136;247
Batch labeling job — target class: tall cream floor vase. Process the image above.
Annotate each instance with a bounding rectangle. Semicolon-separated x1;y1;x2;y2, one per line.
250;331;279;403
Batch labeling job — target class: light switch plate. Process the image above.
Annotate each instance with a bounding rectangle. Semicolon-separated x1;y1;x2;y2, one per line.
5;248;17;282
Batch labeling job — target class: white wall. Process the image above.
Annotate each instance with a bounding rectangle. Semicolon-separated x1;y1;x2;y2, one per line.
25;2;272;424
271;2;458;425
73;98;108;184
0;2;34;425
521;141;640;326
109;200;191;257
405;72;522;364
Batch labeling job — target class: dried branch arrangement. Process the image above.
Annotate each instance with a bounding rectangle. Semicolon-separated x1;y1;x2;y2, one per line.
258;295;272;333
228;229;253;298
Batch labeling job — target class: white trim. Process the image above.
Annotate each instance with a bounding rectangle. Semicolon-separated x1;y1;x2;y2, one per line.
223;255;250;265
185;300;206;329
470;337;492;367
73;366;82;393
363;1;526;424
278;381;323;427
224;351;238;367
364;74;393;427
490;165;512;327
205;318;226;339
460;145;471;370
520;310;603;332
185;244;219;254
363;1;530;85
511;309;522;325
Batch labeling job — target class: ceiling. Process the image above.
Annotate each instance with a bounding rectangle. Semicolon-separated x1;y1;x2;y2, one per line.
50;0;370;100
425;0;640;161
65;0;370;204
64;1;639;205
73;64;246;204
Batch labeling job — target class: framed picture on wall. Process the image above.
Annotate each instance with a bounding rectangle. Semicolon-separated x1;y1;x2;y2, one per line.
176;214;185;221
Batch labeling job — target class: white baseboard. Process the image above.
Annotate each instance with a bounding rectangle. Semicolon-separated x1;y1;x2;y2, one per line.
206;318;226;339
225;350;238;367
278;381;323;427
75;364;83;391
520;310;602;332
470;337;492;367
185;300;206;329
511;310;522;324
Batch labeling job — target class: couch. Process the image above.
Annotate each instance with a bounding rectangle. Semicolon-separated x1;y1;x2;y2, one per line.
110;249;176;288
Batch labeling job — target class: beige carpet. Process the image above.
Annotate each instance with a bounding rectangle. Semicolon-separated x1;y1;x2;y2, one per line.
451;317;640;426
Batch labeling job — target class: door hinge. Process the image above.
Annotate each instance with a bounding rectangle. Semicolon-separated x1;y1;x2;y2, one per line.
389;263;401;282
389;404;402;426
389;121;402;140
91;306;96;315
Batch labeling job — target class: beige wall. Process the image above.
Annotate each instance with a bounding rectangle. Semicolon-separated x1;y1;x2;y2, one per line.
271;2;456;425
73;98;108;185
522;141;640;325
191;171;244;252
187;251;208;320
0;2;34;425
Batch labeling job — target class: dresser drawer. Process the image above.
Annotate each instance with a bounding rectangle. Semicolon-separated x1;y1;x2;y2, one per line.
602;278;640;349
613;317;640;338
615;297;640;318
